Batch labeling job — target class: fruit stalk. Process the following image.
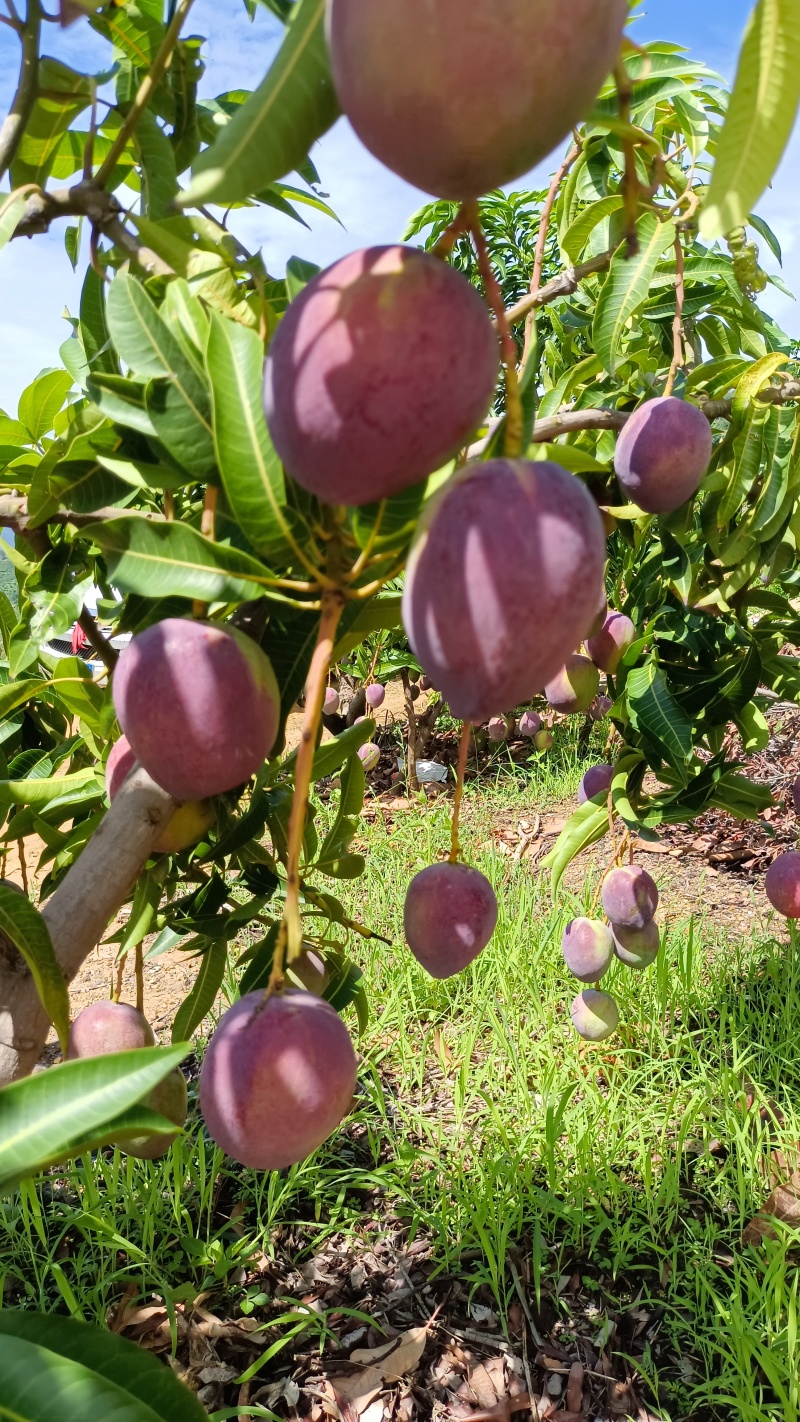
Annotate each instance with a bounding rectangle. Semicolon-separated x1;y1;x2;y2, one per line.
466;202;523;459
449;720;472;863
271;582;346;987
664;234;685;398
432;202;470;261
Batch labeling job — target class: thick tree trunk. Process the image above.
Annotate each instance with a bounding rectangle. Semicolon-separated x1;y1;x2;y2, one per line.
0;767;176;1086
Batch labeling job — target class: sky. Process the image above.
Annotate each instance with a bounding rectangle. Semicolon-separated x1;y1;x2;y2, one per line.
0;0;797;414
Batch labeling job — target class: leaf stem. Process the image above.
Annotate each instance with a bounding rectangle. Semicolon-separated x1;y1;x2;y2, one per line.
522;142;581;368
664;234;685;398
94;0;196;190
448;721;472;863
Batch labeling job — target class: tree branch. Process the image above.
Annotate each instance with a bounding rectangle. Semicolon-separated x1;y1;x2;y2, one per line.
0;495;165;534
0;766;178;1085
77;607;118;673
522;142;581;366
0;0;41;183
11;182;174;273
504;249;617;326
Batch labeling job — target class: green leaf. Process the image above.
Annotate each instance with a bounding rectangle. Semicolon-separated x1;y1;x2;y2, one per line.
182;0;340;207
626;662;694;773
735;700;771;752
0;677;50;719
171;938;227;1043
542;800;609;899
0;767;99;807
314;753;366;874
91;516;274;604
592;213;676;375
0;1044;189;1191
701;0;800;238
0;189;28;250
206;314;291;559
136;108;178;220
0;1314;207;1422
18;370;73;442
561;195;624;263
10;59;93;188
86;373;158;437
105;274;216;475
0;883;69;1053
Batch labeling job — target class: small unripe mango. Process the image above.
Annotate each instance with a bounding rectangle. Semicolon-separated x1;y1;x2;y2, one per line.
533;728;553;752
562;918;614;984
200;990;358;1170
578;763;614;805
365;684;386;709
602;865;658;930
358;742;381;772
615;397;713;514
765;851;800;919
324;687;340;715
570;989;619;1042
518;710;542;738
587;611;636;674
612;918;660;970
545;655;600;715
106;736;214;854
404;861;497;979
487;716;509;743
121;1068;188;1160
68;999;155;1058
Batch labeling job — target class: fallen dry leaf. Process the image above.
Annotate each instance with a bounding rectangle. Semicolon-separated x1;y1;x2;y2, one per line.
337;1325;428;1414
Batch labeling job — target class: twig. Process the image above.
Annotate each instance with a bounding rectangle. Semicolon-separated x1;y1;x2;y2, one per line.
522;143;580;368
94;0;196;189
17;840;28;894
466;201;523;459
0;0;41;182
400;668;420;794
509;1258;546;1349
615;62;640;257
504;249;616;326
269;551;346;989
78;607;118;673
664;233;685;398
135;942;144;1015
449;721;471;863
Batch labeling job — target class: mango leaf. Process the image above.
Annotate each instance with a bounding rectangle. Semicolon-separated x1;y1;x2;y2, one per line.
0;767;100;807
626;662;694;773
105;274;216;475
10;59;92;188
86;373;158;437
0;1314;207;1422
17;370;72;443
182;0;339;206
314;753;366;875
0;189;28;250
0;1044;189;1191
171;938;227;1043
90;516;274;604
701;0;800;239
206;314;291;559
0;884;69;1053
592;213;676;374
542;799;609;899
561;195;624;263
0;677;50;719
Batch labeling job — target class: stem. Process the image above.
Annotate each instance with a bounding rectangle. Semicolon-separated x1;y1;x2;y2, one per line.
431;202;470;261
94;0;195;189
505;248;616;327
0;0;41;184
17;840;27;894
113;957;124;1003
522;143;580;368
664;234;685;398
346;499;387;582
466;201;523;459
164;490;175;520
135;942;144;1015
78;607;118;673
400;668;420;794
269;583;346;991
615;62;640;257
448;721;472;863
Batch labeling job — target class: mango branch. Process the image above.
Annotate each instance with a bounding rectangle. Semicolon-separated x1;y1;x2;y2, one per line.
0;766;178;1086
77;607;118;673
522;141;581;367
0;0;40;183
504;249;617;326
664;234;685;398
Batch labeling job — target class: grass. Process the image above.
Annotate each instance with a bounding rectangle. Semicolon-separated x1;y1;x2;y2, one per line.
2;731;800;1419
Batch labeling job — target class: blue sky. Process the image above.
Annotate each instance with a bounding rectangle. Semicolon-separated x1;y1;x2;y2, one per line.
0;1;797;414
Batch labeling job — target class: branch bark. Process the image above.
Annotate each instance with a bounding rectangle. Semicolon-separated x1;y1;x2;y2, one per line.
11;183;175;274
505;249;617;326
77;607;118;673
0;0;40;184
0;766;177;1086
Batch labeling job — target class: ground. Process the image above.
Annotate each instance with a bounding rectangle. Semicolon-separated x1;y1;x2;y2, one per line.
4;694;800;1421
